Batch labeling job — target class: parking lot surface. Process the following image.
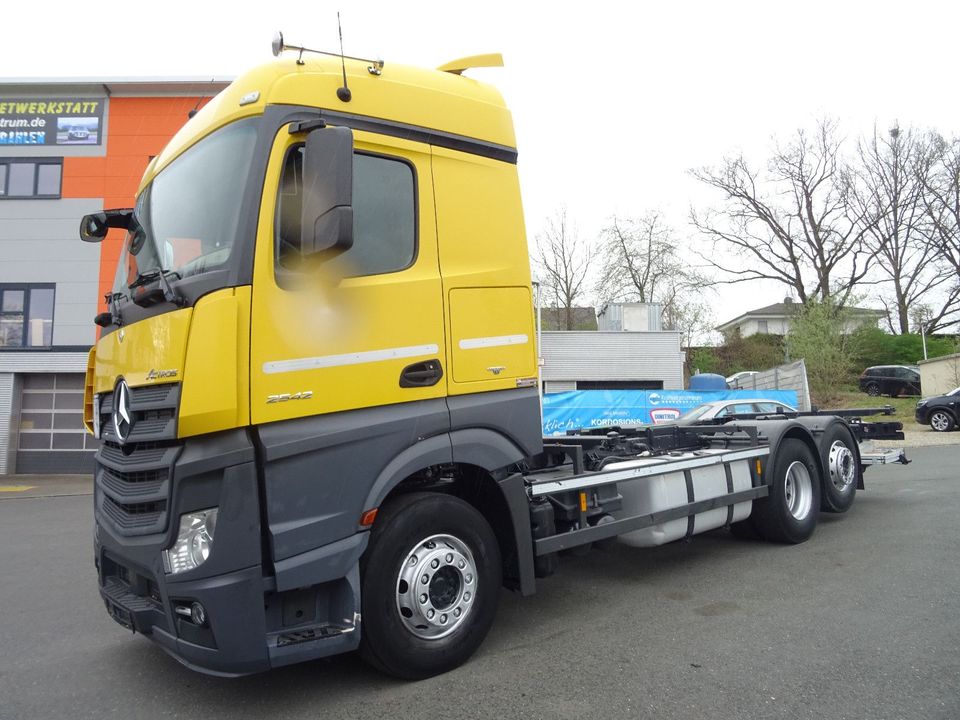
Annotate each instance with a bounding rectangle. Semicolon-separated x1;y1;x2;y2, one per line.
1;446;958;720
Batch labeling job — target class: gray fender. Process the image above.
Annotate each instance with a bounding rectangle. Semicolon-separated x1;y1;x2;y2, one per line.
746;418;822;480
362;427;526;511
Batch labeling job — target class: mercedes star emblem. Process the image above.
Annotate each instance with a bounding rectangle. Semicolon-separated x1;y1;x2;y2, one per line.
113;380;133;443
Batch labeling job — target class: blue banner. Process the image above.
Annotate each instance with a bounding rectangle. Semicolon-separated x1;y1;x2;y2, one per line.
542;389;799;436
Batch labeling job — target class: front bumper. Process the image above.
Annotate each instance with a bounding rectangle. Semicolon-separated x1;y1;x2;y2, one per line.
93;427;363;676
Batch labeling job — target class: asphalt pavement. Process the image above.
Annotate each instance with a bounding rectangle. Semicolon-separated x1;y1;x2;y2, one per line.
1;446;958;720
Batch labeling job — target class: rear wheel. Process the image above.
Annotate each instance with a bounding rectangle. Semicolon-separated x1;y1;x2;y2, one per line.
819;424;858;513
359;492;501;679
930;410;956;433
752;438;821;544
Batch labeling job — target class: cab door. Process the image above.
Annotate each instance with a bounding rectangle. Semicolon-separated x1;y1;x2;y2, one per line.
249;125;447;425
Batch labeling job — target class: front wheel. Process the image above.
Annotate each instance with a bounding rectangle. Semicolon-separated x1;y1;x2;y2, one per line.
866;383;881;397
930;410;956;433
359;492;501;679
752;438;821;544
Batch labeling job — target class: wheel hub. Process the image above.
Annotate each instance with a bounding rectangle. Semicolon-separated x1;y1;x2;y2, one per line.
828;441;855;491
784;460;813;520
396;534;477;640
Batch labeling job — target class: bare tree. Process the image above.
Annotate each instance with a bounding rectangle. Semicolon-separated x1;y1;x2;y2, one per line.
917;133;960;333
690;118;876;307
851;124;953;333
595;213;711;342
533;209;594;330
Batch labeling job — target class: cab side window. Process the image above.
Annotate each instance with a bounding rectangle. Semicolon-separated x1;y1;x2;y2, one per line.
276;145;416;275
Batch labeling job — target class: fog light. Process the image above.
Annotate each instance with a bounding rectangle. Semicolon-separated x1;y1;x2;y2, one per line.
190;602;208;626
162;508;218;574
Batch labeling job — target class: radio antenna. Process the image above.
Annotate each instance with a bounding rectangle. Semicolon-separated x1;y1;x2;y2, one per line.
336;13;352;102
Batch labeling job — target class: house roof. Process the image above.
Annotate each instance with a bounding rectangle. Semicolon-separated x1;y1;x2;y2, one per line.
716;301;886;332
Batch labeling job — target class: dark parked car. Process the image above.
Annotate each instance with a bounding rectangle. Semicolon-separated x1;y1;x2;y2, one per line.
858;365;922;397
915;387;960;432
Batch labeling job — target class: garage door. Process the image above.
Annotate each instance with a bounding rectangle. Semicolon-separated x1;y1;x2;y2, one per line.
16;373;96;474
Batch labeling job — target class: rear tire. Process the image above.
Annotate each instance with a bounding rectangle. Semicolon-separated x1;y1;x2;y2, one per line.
752;438;821;544
359;492;501;679
930;410;956;433
819;424;858;513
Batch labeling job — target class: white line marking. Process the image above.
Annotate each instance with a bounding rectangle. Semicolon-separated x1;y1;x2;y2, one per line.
459;334;528;350
264;344;439;375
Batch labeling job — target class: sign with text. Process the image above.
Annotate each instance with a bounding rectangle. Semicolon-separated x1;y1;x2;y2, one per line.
0;98;105;146
542;389;799;436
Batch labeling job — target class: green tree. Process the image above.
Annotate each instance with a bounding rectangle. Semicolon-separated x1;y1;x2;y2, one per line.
788;299;858;401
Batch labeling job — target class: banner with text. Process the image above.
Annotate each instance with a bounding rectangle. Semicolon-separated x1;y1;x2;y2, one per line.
0;98;105;146
542;389;799;436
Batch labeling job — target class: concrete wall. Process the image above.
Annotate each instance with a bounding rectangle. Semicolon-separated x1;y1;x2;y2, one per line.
919;353;960;397
541;331;684;390
0;198;103;346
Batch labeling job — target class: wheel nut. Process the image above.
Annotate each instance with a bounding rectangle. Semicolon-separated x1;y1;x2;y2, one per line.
427;609;435;619
419;594;428;604
464;592;471;601
445;553;453;563
458;560;466;569
465;574;473;584
431;559;439;569
454;608;462;617
440;614;447;624
421;574;429;584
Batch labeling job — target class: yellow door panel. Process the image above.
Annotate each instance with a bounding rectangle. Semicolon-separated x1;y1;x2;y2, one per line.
250;126;446;425
179;287;251;438
431;145;538;395
449;287;535;384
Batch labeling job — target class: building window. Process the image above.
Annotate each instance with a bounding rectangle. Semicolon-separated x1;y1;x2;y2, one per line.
757;319;769;334
0;158;62;198
0;285;55;347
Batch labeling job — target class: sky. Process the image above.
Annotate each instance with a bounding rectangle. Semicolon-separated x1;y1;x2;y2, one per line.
5;0;960;332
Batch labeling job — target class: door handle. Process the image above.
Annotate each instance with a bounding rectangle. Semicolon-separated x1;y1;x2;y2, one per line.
400;359;443;388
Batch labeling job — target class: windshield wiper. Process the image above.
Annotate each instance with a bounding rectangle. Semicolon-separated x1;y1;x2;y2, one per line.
129;268;185;307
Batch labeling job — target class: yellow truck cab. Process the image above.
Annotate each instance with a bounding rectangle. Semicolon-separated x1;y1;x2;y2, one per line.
83;40;900;680
85;47;542;678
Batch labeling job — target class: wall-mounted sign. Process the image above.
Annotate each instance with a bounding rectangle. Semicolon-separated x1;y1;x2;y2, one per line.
0;98;105;146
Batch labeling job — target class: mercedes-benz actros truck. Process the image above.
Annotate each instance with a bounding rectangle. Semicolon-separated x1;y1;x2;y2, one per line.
81;38;905;679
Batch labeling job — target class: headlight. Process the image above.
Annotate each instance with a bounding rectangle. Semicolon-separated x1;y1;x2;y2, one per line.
917;400;927;407
163;508;218;574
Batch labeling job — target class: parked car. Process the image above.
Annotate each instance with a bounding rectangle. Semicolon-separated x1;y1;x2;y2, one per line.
858;365;922;397
915;387;960;432
676;399;797;425
67;126;89;140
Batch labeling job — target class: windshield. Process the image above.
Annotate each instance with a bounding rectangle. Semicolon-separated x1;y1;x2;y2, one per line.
111;117;260;295
679;404;713;421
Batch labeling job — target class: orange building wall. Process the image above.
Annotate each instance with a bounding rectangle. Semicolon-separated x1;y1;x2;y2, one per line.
61;96;208;311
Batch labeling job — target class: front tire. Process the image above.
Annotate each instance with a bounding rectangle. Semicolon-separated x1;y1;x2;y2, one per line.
752;439;821;544
930;410;956;433
819;424;858;513
359;492;501;679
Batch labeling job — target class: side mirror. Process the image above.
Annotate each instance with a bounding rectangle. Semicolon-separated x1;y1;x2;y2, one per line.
300;125;353;262
79;208;134;243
